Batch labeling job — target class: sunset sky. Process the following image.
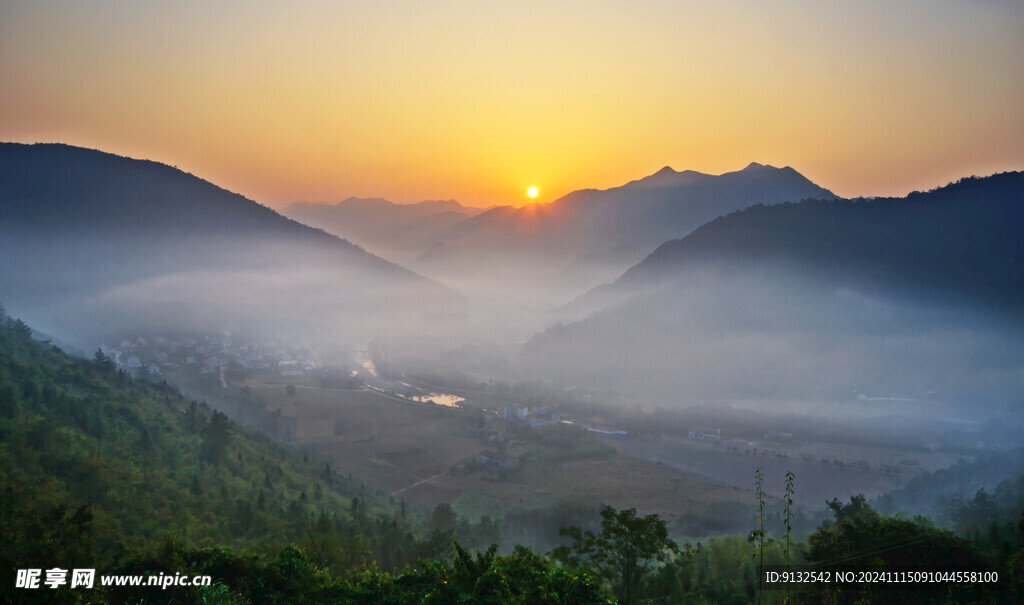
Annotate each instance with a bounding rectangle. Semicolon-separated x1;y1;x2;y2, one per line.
2;0;1022;208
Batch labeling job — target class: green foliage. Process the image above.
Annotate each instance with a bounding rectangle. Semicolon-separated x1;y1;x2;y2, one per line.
749;469;774;571
0;315;437;598
646;537;787;604
783;471;795;569
104;541;610;604
5;317;32;340
804;496;993;604
0;314;607;603
92;348;115;374
553;505;678;604
783;471;795;604
202;411;232;464
2;313;1022;603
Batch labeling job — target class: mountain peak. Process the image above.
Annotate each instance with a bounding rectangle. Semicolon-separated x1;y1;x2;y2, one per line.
621;165;704;189
743;162;767;171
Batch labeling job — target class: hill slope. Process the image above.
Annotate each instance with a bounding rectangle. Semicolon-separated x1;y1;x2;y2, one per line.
612;172;1024;305
0;311;429;579
526;173;1024;408
0;143;459;345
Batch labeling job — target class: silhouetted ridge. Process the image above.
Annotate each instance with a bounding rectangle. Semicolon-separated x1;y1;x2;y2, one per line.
613;171;1024;312
526;171;1024;406
0;142;438;274
0;142;459;344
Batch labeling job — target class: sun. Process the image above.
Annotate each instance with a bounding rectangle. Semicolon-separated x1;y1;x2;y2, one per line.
527;186;538;198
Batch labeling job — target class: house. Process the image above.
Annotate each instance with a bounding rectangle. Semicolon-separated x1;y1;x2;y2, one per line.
527;409;561;428
688;427;721;441
501;405;529;421
242;358;271;371
478;450;516;471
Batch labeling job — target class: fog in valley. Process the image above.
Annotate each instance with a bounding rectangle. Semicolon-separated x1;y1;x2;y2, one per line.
5;1;1024;599
2;143;1022;551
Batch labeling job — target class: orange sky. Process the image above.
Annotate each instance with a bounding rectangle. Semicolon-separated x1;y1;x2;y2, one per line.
2;1;1022;208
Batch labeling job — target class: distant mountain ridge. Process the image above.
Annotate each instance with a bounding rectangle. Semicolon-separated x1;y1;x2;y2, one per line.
287;196;489;223
607;171;1024;309
280;163;837;304
409;162;839;303
441;161;836;249
281;196;490;265
0;143;459;344
526;171;1024;405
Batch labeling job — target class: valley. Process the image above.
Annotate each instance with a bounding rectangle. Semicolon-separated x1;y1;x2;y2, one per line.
0;144;1020;604
156;340;981;541
4;3;1022;600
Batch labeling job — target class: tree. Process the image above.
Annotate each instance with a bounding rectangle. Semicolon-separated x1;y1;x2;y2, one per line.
0;383;18;419
806;496;991;604
749;468;773;592
825;493;869;524
93;348;115;374
430;502;459;533
8;318;31;340
184;401;202;433
203;411;233;464
553;505;678;604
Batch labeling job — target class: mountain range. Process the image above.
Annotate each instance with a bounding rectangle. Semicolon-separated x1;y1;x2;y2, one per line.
387;163;836;302
281;197;491;265
525;172;1024;407
0;143;459;345
3;142;1021;413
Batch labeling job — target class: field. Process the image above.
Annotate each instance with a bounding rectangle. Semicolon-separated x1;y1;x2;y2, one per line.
248;373;965;536
602;432;962;507
250;383;482;502
450;456;750;524
249;380;753;530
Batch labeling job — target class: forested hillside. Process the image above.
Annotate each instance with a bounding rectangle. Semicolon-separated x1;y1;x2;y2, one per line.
3;307;1023;603
0;308;547;603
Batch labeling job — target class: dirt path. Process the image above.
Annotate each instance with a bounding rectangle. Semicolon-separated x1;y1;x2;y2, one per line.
391;470;450;497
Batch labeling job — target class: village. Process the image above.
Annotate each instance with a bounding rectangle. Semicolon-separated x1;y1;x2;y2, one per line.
100;334;320;379
101;330;963;514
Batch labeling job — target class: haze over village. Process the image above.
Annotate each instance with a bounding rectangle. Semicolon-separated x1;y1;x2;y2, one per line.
1;1;1023;603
